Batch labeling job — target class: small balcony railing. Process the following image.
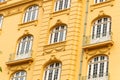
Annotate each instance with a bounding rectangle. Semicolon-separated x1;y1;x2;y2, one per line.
6;51;33;66
85;32;112;45
83;32;113;49
9;51;32;61
82;73;109;80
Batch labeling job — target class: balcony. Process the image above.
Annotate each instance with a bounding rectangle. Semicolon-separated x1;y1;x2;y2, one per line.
82;73;109;80
83;32;113;50
6;51;33;66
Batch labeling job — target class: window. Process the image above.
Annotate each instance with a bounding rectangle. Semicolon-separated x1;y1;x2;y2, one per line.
23;5;39;23
94;0;106;4
87;56;108;80
0;15;3;29
16;35;33;60
50;25;67;44
11;71;26;80
54;0;71;11
91;17;111;43
0;0;5;2
44;62;61;80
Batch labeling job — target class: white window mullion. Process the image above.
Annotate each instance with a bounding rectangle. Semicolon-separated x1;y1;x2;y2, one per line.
57;28;61;42
57;67;61;80
28;39;33;57
17;42;22;56
63;28;66;41
35;8;39;20
52;32;55;43
62;0;65;9
0;16;3;29
100;20;103;38
57;0;60;11
94;24;97;39
91;64;94;78
107;19;110;35
24;38;28;55
23;12;28;23
67;0;71;8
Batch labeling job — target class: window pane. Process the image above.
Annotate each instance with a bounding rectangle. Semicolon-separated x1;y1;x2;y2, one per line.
23;6;38;23
50;25;66;44
44;63;61;80
11;71;26;80
87;56;108;79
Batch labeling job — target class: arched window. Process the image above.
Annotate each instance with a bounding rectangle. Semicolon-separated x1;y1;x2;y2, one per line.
0;0;5;2
91;17;111;43
0;15;3;29
23;5;39;23
44;62;61;80
16;35;33;60
54;0;71;11
11;71;26;80
87;56;108;80
50;25;67;44
94;0;106;4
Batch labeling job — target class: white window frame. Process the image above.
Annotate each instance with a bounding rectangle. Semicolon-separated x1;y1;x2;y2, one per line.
94;0;106;4
11;71;26;80
43;63;61;80
0;15;3;29
54;0;71;11
16;35;33;60
87;56;108;80
49;25;67;44
23;5;39;23
91;17;111;44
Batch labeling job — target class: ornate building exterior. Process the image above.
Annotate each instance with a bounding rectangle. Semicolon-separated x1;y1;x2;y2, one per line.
0;0;118;80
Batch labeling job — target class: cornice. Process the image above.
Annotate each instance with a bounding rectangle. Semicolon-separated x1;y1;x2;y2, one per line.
0;0;39;11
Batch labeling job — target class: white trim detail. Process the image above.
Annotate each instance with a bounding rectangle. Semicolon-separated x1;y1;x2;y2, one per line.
54;0;71;11
49;25;67;44
11;71;26;80
87;56;108;80
23;5;39;23
43;63;61;80
91;17;111;44
16;35;33;60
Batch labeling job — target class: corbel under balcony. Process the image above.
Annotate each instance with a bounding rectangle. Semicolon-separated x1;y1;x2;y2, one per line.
82;34;113;50
83;40;113;50
6;57;33;66
6;52;33;66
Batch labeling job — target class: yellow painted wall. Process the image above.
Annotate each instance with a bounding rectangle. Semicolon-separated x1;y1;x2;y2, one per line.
0;0;119;80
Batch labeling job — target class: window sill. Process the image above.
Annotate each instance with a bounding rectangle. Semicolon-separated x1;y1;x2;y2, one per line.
90;0;114;11
50;8;70;18
18;20;38;30
43;41;66;55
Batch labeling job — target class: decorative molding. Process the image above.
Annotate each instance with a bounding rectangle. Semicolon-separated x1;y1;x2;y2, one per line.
0;0;37;11
4;7;22;17
18;20;38;30
43;41;66;55
50;8;70;19
90;0;114;11
85;46;111;59
6;58;33;72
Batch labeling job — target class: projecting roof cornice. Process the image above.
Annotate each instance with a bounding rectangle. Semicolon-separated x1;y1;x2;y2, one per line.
0;0;39;11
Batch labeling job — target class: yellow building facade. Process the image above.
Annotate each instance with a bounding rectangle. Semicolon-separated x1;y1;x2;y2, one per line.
0;0;118;80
